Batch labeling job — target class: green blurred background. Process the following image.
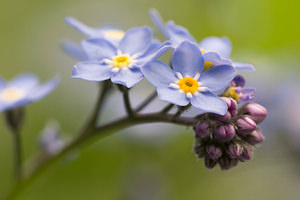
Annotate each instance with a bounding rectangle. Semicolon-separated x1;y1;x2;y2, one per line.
1;0;300;199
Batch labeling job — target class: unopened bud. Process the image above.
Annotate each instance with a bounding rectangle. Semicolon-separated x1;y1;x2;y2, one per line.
204;156;217;169
206;144;222;160
243;103;267;124
227;142;243;158
240;145;253;161
215;97;237;122
194;122;210;138
245;129;264;145
193;142;206;158
236;116;256;135
219;156;238;170
214;124;236;142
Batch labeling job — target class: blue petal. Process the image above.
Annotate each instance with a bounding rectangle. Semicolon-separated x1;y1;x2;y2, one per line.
191;91;227;115
203;52;232;66
166;21;196;46
172;41;204;76
65;17;96;37
0;77;5;90
199;65;236;92
118;27;152;55
72;61;112;81
0;99;30;113
81;38;117;60
141;60;177;88
111;68;143;88
137;41;171;65
232;62;256;71
149;9;169;39
199;36;232;58
139;40;161;58
157;87;189;106
8;74;39;91
28;76;60;101
61;40;88;60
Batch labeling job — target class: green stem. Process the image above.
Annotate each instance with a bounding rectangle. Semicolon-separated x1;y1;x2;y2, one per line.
135;90;157;112
11;129;22;182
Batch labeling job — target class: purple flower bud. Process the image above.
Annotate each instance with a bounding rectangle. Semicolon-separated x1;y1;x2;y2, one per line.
194;122;210;138
240;145;253;161
219;157;238;170
214;124;236;142
245;129;264;145
243;103;267;124
236;116;257;136
206;144;222;160
227;142;243;158
204;157;217;169
231;75;245;87
214;97;237;122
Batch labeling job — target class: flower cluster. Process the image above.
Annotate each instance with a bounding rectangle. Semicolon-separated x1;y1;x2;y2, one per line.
62;9;268;170
194;98;267;170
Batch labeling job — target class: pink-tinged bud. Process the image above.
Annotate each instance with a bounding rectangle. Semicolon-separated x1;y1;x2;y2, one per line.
215;97;238;122
206;145;222;160
227;142;243;158
214;124;236;142
240;145;253;161
204;157;217;169
219;157;238;170
228;97;238;118
194;122;210;138
243;103;267;124
236;116;257;135
245;129;264;145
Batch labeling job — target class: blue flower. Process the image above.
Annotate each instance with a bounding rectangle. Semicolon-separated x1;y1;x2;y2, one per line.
0;74;59;112
65;17;126;45
141;41;236;115
72;26;170;88
149;9;255;71
224;75;255;101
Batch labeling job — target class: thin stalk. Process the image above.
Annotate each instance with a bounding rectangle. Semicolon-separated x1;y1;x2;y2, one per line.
161;104;174;114
11;129;22;181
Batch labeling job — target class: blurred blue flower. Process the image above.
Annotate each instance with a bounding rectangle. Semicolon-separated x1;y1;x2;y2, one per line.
73;26;170;88
0;74;59;112
224;75;255;102
149;9;255;71
141;41;236;115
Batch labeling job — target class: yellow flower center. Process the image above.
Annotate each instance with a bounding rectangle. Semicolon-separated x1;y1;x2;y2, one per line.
203;61;214;72
224;86;240;101
0;88;25;103
200;49;206;54
178;77;199;94
112;55;132;69
104;30;125;40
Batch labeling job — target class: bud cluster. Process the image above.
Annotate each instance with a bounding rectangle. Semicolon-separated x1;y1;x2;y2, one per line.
193;97;267;170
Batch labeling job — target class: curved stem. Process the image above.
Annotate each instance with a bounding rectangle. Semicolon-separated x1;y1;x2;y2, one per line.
121;88;134;117
135;90;157;112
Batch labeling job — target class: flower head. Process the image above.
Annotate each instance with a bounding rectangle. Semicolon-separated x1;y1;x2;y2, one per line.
149;9;255;71
142;41;236;115
0;74;59;112
224;75;255;102
72;26;170;88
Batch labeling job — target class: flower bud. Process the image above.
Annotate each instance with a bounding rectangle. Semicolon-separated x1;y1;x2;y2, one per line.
4;107;24;132
214;97;237;122
219;156;238;170
236;116;256;135
245;129;264;145
227;142;243;158
240;145;253;161
206;144;222;160
243;103;267;124
194;122;210;138
214;124;236;142
204;156;217;169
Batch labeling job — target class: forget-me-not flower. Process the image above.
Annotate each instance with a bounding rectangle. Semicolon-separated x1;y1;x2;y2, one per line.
141;41;236;115
73;26;170;88
224;75;255;101
149;9;255;72
0;74;59;112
